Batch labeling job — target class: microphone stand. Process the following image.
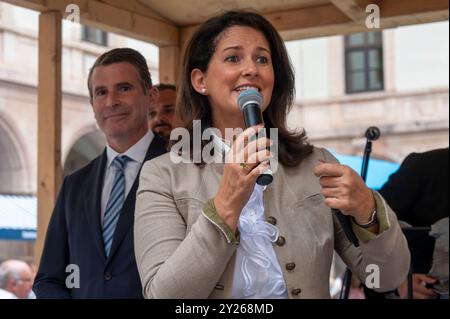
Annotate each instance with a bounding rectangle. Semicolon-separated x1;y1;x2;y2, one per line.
339;127;380;299
360;135;374;182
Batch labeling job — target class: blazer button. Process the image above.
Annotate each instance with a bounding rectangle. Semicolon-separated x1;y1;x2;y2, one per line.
276;236;286;246
286;262;296;271
266;216;277;225
104;272;112;281
291;288;302;295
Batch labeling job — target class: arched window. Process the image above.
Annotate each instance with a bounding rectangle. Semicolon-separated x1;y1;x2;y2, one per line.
64;130;105;176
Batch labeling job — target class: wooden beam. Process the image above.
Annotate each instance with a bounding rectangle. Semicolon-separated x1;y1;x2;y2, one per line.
3;0;179;46
158;46;180;85
1;0;45;11
5;0;448;44
181;1;447;42
131;10;179;47
180;24;198;52
180;5;353;43
329;0;368;22
36;11;62;265
267;0;448;41
265;4;351;34
378;0;449;18
96;0;171;23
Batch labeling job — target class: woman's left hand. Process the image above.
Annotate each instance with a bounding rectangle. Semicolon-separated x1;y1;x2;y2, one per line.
313;161;376;224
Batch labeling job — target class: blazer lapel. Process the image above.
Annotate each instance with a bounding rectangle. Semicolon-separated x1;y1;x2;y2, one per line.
83;149;108;261
106;134;167;263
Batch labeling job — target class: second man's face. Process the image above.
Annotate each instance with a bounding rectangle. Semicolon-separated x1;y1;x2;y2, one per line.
148;89;176;139
90;62;152;144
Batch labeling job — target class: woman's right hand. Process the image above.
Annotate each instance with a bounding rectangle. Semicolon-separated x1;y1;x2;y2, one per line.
214;125;273;232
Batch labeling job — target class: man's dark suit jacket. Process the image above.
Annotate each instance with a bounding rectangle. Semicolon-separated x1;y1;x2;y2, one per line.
379;148;449;227
33;134;167;298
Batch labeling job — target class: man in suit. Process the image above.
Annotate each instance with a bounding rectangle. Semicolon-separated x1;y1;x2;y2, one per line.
379;148;449;227
33;48;167;298
379;147;449;299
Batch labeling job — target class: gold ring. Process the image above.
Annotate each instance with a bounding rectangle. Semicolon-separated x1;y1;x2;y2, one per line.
239;162;248;170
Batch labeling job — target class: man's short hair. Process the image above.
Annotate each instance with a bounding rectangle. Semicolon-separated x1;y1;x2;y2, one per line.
87;48;152;101
0;261;21;288
155;83;176;92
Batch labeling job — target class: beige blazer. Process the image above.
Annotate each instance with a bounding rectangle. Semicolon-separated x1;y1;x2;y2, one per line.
134;147;410;299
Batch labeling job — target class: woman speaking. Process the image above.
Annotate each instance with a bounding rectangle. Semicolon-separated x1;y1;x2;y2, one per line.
134;11;410;299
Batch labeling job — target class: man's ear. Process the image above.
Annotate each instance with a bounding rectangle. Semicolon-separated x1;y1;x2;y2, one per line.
191;68;208;95
6;277;17;291
148;86;159;105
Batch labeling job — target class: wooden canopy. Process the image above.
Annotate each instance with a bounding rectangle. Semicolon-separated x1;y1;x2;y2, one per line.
3;0;448;263
6;0;449;83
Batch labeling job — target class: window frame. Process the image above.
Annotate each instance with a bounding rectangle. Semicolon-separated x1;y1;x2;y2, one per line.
344;32;384;94
81;26;108;46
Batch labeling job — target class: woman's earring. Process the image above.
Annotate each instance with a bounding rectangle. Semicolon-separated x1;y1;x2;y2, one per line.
201;88;206;94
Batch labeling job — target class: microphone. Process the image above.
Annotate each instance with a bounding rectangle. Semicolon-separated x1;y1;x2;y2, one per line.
237;89;273;186
334;126;381;248
365;126;380;141
333;209;359;247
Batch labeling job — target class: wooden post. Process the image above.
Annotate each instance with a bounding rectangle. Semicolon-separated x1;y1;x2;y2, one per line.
35;11;62;265
158;45;180;85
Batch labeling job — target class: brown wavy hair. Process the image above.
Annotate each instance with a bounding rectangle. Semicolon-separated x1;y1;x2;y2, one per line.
176;11;313;166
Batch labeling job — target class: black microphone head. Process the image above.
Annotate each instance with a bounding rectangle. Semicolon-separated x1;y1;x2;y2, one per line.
237;89;263;110
365;126;381;141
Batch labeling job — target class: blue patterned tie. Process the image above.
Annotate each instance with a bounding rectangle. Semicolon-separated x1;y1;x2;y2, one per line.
103;155;128;257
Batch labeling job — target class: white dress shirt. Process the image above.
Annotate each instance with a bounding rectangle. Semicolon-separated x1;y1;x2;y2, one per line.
0;288;17;299
211;134;288;299
101;130;154;222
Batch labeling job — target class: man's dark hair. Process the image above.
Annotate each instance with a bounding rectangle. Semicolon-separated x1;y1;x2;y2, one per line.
87;48;152;101
155;83;176;93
